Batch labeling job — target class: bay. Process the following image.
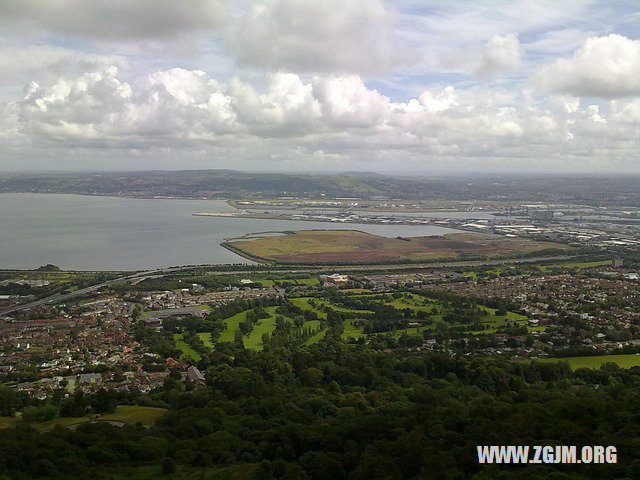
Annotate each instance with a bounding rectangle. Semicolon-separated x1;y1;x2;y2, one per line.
0;193;458;270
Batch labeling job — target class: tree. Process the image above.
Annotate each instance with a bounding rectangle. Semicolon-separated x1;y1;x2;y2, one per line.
0;387;21;417
162;457;176;475
21;404;57;422
92;389;117;414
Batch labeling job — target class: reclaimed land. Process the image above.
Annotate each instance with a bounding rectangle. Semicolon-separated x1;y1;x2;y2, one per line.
225;230;568;264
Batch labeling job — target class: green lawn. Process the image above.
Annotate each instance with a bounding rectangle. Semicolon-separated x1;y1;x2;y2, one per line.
173;333;202;362
348;292;528;335
197;332;214;349
340;288;371;294
0;406;167;431
219;306;289;350
305;329;327;345
244;316;277;350
99;405;167;424
342;320;366;340
352;292;440;313
290;297;328;319
539;354;640;370
219;311;247;342
539;260;611;272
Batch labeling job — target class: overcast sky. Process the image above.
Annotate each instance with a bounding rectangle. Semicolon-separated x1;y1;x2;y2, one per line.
0;0;638;173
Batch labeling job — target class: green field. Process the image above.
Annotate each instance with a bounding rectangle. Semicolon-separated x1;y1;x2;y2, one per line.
539;260;612;272
244;315;277;350
539;354;640;370
251;278;275;286
197;332;214;348
350;292;528;335
305;328;326;345
0;405;167;431
342;320;366;340
290;297;328;319
219;311;247;343
219;306;294;350
214;292;532;348
244;276;319;287
173;334;202;362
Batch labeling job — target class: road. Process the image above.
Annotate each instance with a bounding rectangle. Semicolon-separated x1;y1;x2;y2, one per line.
0;255;576;315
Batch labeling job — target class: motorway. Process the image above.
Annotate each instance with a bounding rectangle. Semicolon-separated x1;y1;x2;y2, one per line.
0;255;576;316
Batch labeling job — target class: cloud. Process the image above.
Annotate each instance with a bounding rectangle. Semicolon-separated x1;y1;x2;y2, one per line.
228;0;416;74
476;34;523;78
525;28;594;54
0;0;228;40
10;65;638;172
312;75;391;127
533;34;640;98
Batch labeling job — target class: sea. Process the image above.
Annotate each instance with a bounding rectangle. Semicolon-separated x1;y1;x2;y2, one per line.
0;193;474;270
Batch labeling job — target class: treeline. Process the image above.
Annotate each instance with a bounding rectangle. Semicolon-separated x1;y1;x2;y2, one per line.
1;337;640;479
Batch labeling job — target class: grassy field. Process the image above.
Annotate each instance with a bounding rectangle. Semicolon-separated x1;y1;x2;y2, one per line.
244;316;277;350
227;230;567;264
539;260;612;272
249;276;319;287
350;292;528;335
219;306;293;350
173;334;202;362
0;270;122;284
539;354;640;370
219;311;247;343
197;332;214;349
212;292;532;348
342;320;366;340
0;406;167;431
290;297;328;319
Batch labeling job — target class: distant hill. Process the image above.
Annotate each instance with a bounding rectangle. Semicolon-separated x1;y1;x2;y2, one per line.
0;170;638;206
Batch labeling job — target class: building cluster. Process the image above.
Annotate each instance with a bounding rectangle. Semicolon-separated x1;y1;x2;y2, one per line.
429;269;640;357
135;287;276;311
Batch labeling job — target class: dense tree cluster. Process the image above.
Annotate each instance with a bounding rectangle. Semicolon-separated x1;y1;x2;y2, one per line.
0;335;639;479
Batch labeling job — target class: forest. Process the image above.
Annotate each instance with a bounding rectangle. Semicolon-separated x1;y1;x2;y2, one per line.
0;332;639;479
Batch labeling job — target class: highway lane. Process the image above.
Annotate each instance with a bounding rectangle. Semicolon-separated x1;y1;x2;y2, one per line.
0;255;576;315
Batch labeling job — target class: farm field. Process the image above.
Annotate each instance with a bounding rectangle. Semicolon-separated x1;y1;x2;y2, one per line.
226;230;567;264
0;406;166;431
539;354;640;370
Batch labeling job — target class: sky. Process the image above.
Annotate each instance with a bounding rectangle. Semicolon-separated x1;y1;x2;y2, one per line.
0;0;638;173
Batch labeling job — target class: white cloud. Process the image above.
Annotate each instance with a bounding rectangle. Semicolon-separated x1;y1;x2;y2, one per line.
10;66;638;172
610;99;640;124
533;34;640;98
1;1;639;172
229;0;416;74
476;34;523;78
312;76;391;127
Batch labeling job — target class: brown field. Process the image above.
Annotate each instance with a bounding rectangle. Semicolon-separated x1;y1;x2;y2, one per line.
226;230;567;264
